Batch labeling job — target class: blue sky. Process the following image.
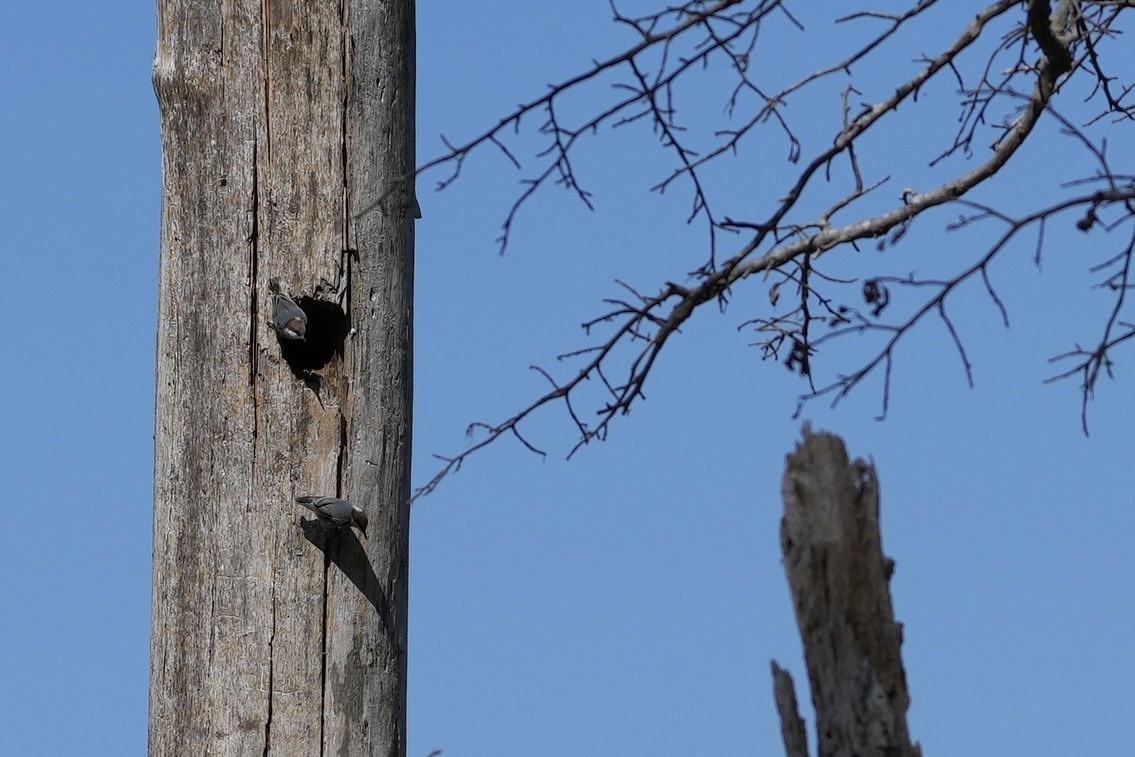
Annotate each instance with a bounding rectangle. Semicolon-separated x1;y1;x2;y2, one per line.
2;2;1133;756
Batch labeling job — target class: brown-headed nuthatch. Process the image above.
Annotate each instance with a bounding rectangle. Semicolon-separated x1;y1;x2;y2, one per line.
269;278;308;341
295;496;368;538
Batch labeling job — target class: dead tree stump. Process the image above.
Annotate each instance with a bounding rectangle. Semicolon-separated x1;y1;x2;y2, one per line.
773;427;921;757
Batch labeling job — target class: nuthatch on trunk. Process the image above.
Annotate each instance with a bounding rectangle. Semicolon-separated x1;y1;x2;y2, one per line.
268;278;308;341
295;496;368;538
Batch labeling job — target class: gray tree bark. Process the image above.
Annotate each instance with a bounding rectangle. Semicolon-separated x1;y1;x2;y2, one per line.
774;428;921;757
150;1;414;754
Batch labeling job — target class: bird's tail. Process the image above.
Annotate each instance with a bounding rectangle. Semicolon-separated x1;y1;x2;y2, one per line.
295;495;320;511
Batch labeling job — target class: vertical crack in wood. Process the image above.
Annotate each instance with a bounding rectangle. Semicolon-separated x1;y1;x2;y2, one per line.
336;408;349;498
260;0;273;161
262;583;275;756
338;0;355;329
318;550;330;757
340;0;351;250
248;137;261;397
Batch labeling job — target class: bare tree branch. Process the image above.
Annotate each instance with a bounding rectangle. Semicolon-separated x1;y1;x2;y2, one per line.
413;1;1135;499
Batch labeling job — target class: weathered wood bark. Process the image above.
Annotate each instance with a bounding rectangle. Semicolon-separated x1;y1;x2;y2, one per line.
150;1;414;755
774;428;920;757
772;661;809;757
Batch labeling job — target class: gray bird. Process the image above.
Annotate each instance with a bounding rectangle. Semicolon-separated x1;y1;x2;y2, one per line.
268;278;308;341
295;496;368;538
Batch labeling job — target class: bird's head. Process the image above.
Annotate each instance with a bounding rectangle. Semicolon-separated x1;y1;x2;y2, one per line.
352;506;369;539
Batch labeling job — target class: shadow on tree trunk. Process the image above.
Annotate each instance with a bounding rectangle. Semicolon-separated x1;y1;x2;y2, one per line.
301;520;393;631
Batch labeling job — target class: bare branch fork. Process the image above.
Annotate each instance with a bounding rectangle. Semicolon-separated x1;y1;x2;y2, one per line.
414;1;1135;499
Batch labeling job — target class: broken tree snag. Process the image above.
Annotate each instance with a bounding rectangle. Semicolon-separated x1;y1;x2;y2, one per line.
771;661;809;757
775;427;921;757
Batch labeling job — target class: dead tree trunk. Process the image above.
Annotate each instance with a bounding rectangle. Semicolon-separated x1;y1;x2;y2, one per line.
150;1;414;755
773;428;921;757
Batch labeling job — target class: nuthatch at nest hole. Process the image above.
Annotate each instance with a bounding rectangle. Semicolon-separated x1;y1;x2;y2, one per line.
295;496;369;538
268;278;308;341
